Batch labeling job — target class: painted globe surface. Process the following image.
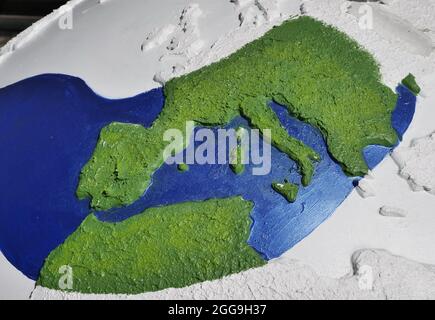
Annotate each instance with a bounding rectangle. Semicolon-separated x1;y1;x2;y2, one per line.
0;1;419;295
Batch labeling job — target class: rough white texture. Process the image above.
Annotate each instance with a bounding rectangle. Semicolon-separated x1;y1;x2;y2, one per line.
151;3;205;85
379;206;408;218
1;0;435;300
304;0;435;90
151;0;301;85
356;172;376;198
393;132;435;195
31;250;435;300
0;0;301;98
141;25;177;53
0;0;88;63
346;1;433;57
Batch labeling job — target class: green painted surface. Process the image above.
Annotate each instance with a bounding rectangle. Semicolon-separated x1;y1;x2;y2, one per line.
230;128;247;175
272;181;299;203
38;197;265;294
402;73;421;96
177;163;189;172
77;16;397;211
230;144;245;175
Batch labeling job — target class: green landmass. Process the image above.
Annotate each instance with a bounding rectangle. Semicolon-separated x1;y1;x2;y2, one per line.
230;144;245;175
177;163;189;172
77;16;398;211
230;129;246;175
39;16;400;296
402;73;421;95
38;197;265;294
272;181;299;203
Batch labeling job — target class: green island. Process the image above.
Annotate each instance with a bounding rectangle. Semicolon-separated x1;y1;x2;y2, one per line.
76;16;398;211
272;181;299;203
230;144;245;175
402;73;421;96
38;197;265;294
230;128;247;175
177;163;189;172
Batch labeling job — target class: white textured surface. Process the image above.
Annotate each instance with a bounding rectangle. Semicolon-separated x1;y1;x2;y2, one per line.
1;0;435;299
0;0;301;98
356;173;376;198
31;250;435;300
379;206;408;218
393;132;435;195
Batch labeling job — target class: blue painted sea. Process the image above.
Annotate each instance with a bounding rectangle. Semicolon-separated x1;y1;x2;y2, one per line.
0;74;416;279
